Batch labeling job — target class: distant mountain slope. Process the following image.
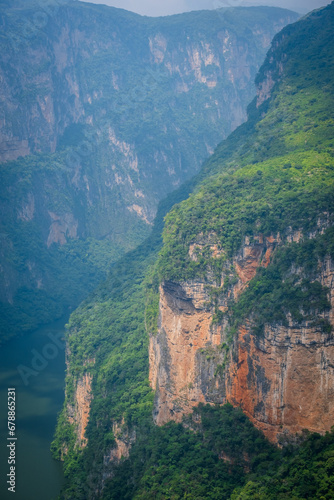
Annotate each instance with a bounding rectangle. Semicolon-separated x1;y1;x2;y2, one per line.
52;3;334;498
0;1;297;340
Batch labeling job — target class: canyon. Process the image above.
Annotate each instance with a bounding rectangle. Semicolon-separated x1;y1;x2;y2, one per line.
1;1;332;498
0;1;297;339
53;7;334;497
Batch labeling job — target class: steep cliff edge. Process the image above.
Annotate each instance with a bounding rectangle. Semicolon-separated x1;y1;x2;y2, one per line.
152;2;334;443
67;372;93;448
151;232;334;442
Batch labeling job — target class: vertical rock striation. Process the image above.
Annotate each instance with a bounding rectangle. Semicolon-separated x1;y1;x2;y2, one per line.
67;373;93;447
150;234;334;443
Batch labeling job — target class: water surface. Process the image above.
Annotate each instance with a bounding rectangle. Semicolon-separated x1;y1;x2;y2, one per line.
0;317;67;500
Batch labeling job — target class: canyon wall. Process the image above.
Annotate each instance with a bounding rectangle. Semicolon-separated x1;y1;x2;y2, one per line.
149;3;334;444
1;4;297;164
53;5;334;496
150;232;334;443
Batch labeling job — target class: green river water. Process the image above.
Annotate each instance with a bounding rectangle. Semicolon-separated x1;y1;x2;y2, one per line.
0;317;68;499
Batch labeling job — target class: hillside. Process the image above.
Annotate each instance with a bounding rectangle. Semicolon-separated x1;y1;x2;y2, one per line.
52;2;334;499
154;1;334;442
0;1;297;340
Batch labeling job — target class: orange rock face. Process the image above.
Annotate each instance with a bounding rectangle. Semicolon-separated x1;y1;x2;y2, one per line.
68;373;93;447
226;320;334;443
150;281;218;425
150;235;334;443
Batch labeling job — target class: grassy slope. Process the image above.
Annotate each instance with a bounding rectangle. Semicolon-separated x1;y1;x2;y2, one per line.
53;3;334;499
159;4;334;280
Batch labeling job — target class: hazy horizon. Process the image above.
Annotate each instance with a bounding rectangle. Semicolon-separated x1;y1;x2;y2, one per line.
81;0;331;17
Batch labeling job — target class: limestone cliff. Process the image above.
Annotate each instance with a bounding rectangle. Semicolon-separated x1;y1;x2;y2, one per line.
0;4;297;163
150;231;334;443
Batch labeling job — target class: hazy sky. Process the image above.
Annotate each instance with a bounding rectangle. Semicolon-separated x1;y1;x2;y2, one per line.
81;0;331;17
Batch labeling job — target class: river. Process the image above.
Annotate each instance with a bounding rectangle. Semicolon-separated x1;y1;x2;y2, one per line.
0;317;68;500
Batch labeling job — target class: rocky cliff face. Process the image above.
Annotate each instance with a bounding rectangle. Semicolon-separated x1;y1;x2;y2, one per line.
67;372;93;447
0;4;297;163
150;231;334;443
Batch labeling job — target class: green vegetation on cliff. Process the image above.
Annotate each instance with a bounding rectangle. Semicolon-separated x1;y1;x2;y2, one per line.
232;428;334;500
158;153;334;281
102;403;281;500
229;229;334;337
53;3;334;499
158;0;334;280
102;405;334;500
157;3;334;336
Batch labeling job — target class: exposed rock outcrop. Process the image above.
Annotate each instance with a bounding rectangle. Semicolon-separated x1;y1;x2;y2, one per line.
47;211;78;247
150;234;334;443
68;372;93;447
107;421;136;462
